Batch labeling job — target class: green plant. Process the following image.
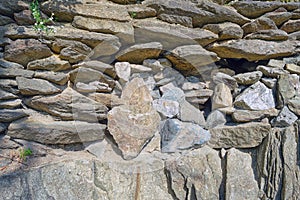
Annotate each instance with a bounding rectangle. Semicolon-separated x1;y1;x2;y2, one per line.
19;148;32;161
30;0;54;35
130;12;137;19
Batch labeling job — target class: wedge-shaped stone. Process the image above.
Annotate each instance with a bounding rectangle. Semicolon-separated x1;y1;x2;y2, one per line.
7;117;106;144
233;71;263;85
0;88;17;100
16;77;61;96
0;67;34;78
281;19;300;33
203;22;243;40
0;109;28;122
165;45;219;75
242;17;277;35
0;99;22;109
212;83;232;110
208;39;298;61
244;29;288;41
116;42;162;64
133;18;218;49
25;87;108;122
27;55;71;72
34;71;68;85
232;108;279;122
288;96;300;116
73;60;116;78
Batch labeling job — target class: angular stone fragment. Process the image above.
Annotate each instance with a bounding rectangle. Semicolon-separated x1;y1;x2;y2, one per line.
152;99;179;118
114;62;131;83
0;109;28;123
73;60;115;78
203;22;243;40
281;19;300;33
234;82;275;110
0;88;17;100
257;65;288;78
0;15;14;25
272;106;298;127
243;17;277;35
209;122;271;148
0;67;34;78
286;63;300;75
16;77;61;96
212;83;233;110
178;100;206;127
27;55;71;72
116;42;162;63
88;93;124;108
263;8;292;26
0;59;24;69
0;79;19;95
232;108;279;123
206;110;226;129
108;78;160;160
127;4;157;19
288;96;300;116
72;16;134;44
212;72;238;90
233;71;263;85
277;74;300;106
208;39;298;61
226;148;259;200
166;146;222;199
165;45;219;75
75;81;112;93
0;99;22;109
244;30;288;41
25;87;108;122
7;117;106;144
34;71;68;85
4;39;52;66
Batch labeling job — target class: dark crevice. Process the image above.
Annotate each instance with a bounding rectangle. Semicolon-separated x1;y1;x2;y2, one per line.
219;151;227;200
190;184;197;200
164;168;180;200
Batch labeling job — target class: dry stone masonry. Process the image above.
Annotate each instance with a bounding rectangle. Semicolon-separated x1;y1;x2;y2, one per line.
0;0;299;199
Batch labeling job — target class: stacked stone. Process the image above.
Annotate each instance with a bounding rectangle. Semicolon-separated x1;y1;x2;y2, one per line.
0;0;299;199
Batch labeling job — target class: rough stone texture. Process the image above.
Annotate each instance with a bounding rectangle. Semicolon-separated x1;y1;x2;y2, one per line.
242;17;277;35
16;77;61;96
26;87;108;122
115;62;131;83
234;81;275;110
0;67;34;78
281;19;300;33
272;106;298;127
244;29;289;41
160;119;210;153
72;16;134;44
286;63;300;75
232;108;279;123
233;71;263;85
212;83;232;110
75;81;112;93
14;9;35;25
288;96;300;116
4;39;53;66
213;72;238;90
178;100;206;127
88;93;124;108
27;55;71;71
208;39;298;61
59;46;89;64
277;74;300;107
209;122;271;148
73;60;115;78
116;42;162;64
263;8;292;26
165;45;219;76
0;109;28;123
152;99;179;118
34;71;68;86
108;78;160;160
226;148;259;200
0;88;17;100
0;15;14;26
166;146;222;200
257;65;288;78
206;110;226;129
127;5;157;19
0;99;22;109
203;22;243;40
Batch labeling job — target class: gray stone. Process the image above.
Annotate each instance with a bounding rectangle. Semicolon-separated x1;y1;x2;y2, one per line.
208;39;298;61
25;87;108;122
268;59;286;68
281;19;300;33
226;148;260;200
0;109;28;123
34;71;69;85
206;110;226;129
59;46;90;64
161;119;210;153
286;63;300;75
232;108;279;123
212;83;233;110
203;22;243;40
152;99;179;118
127;4;157;19
0;99;22;109
178;100;206;127
4;39;53;66
158;13;193;28
0;79;19;95
209;122;271;148
257;65;288;78
130;64;152;74
261;78;277;89
181;81;207;91
242;17;277;35
0;59;24;69
234;82;275;110
244;29;289;41
49;38;93;54
233;71;263;85
88;93;124;108
13;9;35;25
73;60;115;78
272;106;298;127
72;16;134;44
116;42;162;64
0;67;34;78
115;62;131;83
263;8;292;26
16;77;61;96
213;72;238;90
156;67;185;87
0;0;27;17
184;88;213;105
27;55;71;72
288;96;300;116
0;88;17;100
0;15;14;25
277;74;300;106
165;45;219;76
75;81;112;93
7;117;106;145
166;146;222;199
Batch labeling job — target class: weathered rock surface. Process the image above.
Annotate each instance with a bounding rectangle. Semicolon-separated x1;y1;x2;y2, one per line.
226;148;259;200
4;39;53;66
0;88;17;100
16;77;61;96
13;9;35;25
232;108;279;123
209;122;271;148
88;93;123;108
26;87;108;122
34;71;68;85
286;63;300;75
233;71;263;85
212;83;232;110
0;15;14;26
243;16;277;35
0;109;28;123
244;29;289;41
234;81;275;110
257;65;288;78
73;60;115;78
272;106;298;127
281;19;300;33
288;96;300;116
203;22;243;40
126;4;157;19
0;67;34;78
208;39;298;61
0;99;22;109
277;74;300;106
27;55;71;71
213;72;238;90
206;110;226;129
263;8;292;26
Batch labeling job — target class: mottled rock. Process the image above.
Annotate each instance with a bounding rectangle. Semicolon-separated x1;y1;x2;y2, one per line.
0;79;19;95
234;82;275;110
203;22;243;40
127;4;157;19
59;45;90;64
257;65;288;78
0;59;24;69
226;148;259;200
108;78;160;160
0;0;27;17
26;87;108;122
272;106;298;127
156;67;185;87
0;109;28;123
13;10;35;25
16;77;61;96
213;72;238;90
277;74;300;106
184;89;213;105
281;19;300;33
34;71;68;85
133;18;218;49
232;108;279;123
115;62;131;83
206;110;226;129
209;122;270;148
212;83;232;110
7;117;106;144
72;16;134;44
88;93;123;108
268;59;286;68
116;42;162;64
286;63;300;75
152;99;179;118
0;99;22;109
165;45;219;75
242;17;277;35
233;71;263;85
181;81;207;91
4;39;52;66
244;29;289;41
166;146;222;199
208;39;298;61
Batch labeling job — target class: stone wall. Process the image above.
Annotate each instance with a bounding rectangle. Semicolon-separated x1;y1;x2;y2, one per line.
0;0;299;199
